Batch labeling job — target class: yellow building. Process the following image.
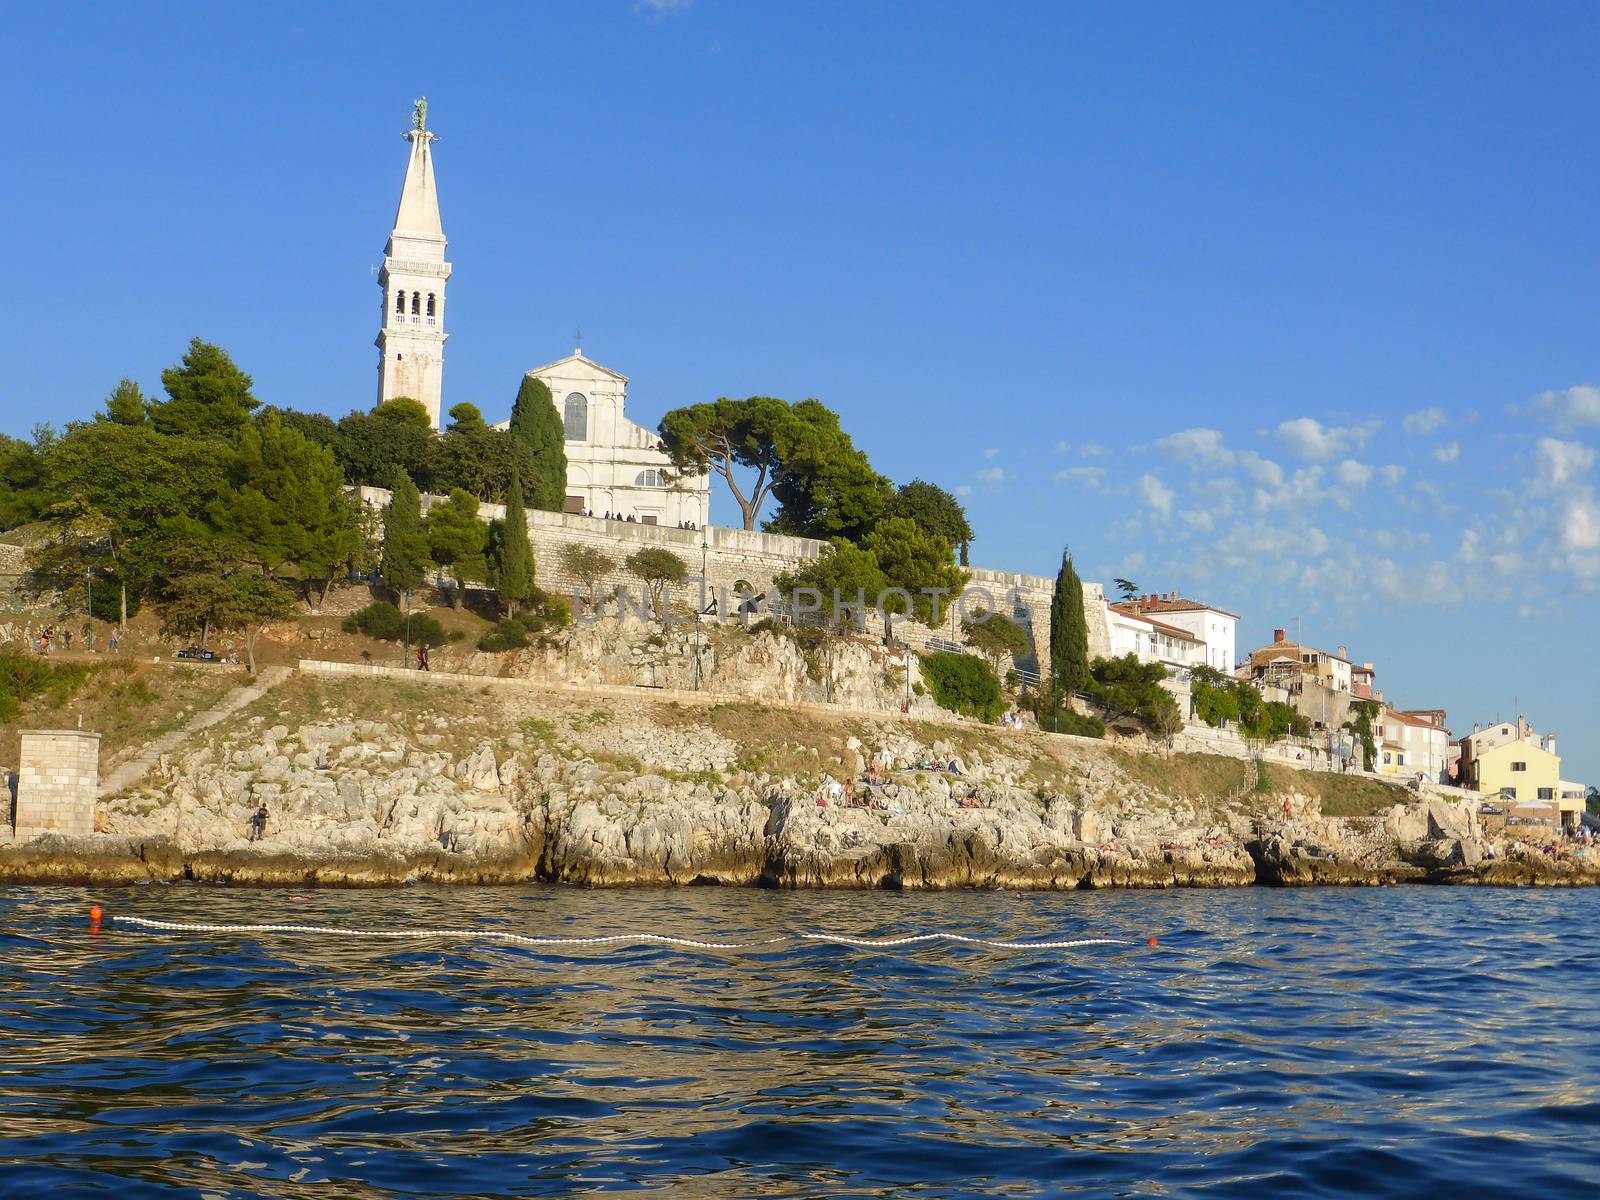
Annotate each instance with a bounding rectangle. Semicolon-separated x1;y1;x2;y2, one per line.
1459;718;1562;829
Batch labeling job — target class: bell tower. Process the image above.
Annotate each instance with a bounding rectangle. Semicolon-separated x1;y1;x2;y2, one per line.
375;98;450;428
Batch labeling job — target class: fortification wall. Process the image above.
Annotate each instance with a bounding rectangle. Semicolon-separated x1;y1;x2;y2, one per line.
13;730;100;839
353;487;1111;672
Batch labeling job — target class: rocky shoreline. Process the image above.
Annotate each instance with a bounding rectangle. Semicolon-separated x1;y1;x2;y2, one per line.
4;673;1596;890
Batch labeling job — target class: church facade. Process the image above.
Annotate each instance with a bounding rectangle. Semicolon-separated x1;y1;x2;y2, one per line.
376;105;708;526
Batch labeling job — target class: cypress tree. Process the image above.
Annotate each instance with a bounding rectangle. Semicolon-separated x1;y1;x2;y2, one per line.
379;468;429;604
1050;546;1089;695
508;375;568;512
496;466;536;618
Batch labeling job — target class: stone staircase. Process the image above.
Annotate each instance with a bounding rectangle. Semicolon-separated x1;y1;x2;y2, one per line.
99;665;295;799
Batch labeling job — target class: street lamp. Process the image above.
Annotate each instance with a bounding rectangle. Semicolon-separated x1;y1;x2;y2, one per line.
85;568;93;651
693;531;709;690
402;589;413;668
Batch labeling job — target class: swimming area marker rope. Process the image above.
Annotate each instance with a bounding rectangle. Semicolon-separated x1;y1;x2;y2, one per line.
108;913;1141;952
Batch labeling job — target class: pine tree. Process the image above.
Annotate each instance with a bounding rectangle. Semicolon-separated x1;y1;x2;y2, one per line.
1050;546;1089;695
379;469;429;604
104;378;149;426
508;375;567;512
495;467;536;617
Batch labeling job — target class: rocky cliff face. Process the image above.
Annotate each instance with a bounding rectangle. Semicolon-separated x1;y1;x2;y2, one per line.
3;675;1595;888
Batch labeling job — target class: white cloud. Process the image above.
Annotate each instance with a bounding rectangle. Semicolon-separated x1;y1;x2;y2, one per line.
1155;427;1234;468
982;447;1000;460
1402;407;1448;436
1137;474;1174;519
1529;385;1600;431
1335;459;1374;489
953;484;973;498
1275;417;1381;461
1239;452;1283;487
1378;464;1406;485
1432;441;1461;464
1054;440;1070;454
976;466;1006;483
1534;437;1596;488
635;0;692;13
1561;491;1600;553
1080;443;1107;458
1054;466;1105;488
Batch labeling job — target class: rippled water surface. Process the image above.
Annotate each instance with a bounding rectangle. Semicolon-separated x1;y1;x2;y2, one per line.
2;885;1597;1197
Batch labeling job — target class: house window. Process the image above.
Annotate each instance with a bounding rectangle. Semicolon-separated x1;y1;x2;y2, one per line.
1511;761;1527;772
635;468;666;487
563;393;588;441
1397;753;1405;766
1537;787;1555;801
1383;752;1392;765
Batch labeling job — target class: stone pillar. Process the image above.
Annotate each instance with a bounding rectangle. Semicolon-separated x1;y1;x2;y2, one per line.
14;729;101;839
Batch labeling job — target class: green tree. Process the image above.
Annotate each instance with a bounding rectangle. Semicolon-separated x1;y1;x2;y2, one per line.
429;426;535;503
1087;654;1182;737
918;651;1004;722
559;542;617;612
215;572;297;674
446;402;487;434
774;540;888;625
374;397;434;429
658;396;796;531
1113;577;1140;602
335;407;435;490
762;399;891;541
508;375;569;512
493;468;536;617
149;339;258;437
859;516;969;624
379;469;429;604
103;378;149;426
885;479;974;565
212;410;359;605
0;427;54;530
625;547;688;625
259;406;339;450
38;421;225;624
962;609;1033;677
426;488;490;606
1050;547;1089;696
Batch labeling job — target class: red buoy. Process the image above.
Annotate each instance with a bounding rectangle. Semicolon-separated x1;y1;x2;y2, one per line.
89;905;103;925
1147;936;1158;946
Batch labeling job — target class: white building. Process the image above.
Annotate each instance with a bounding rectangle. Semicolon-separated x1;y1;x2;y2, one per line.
1377;708;1452;783
1105;602;1206;669
375;103;450;428
504;350;711;527
1114;593;1237;673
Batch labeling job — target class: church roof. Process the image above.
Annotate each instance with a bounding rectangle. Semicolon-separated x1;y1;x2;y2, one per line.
392;131;443;238
526;349;629;384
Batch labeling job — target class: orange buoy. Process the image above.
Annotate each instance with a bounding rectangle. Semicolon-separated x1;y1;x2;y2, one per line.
1147;936;1158;946
89;905;103;924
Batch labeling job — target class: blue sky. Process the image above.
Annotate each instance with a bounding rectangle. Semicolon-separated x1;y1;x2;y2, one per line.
4;2;1598;782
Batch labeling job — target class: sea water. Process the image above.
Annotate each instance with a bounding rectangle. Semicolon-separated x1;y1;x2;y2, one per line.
2;885;1596;1197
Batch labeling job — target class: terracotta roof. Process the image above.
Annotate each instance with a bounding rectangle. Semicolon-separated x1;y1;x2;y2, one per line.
1119;594;1241;620
1387;709;1441;730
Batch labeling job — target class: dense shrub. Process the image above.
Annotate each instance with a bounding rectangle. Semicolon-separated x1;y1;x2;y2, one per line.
1191;666;1309;743
918;651;1002;722
1029;683;1105;739
342;601;446;648
343;601;405;641
479;618;529;652
0;649;90;722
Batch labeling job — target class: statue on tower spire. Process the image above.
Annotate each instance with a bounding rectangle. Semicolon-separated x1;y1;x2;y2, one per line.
412;96;428;132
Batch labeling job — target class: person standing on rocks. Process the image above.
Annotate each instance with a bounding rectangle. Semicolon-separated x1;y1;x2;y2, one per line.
248;803;269;842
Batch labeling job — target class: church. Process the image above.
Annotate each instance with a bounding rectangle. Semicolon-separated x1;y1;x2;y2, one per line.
374;103;710;528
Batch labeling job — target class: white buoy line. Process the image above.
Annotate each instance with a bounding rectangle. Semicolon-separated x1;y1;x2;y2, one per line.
109;914;1138;953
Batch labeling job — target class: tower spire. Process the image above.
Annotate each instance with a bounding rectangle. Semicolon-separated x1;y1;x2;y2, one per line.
375;101;451;428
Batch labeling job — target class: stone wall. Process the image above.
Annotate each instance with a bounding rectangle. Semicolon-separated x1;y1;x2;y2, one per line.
353;487;1109;672
14;730;100;839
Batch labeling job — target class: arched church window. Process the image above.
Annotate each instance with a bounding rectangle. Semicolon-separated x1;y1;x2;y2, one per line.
563;393;588;442
411;292;421;316
395;291;405;315
634;469;665;487
426;293;436;317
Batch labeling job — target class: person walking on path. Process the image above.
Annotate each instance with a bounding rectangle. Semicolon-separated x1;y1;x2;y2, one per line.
416;643;430;671
108;628;120;654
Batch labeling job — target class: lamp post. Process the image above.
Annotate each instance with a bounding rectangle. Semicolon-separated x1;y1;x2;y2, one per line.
85;568;93;651
693;531;709;690
402;590;413;668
